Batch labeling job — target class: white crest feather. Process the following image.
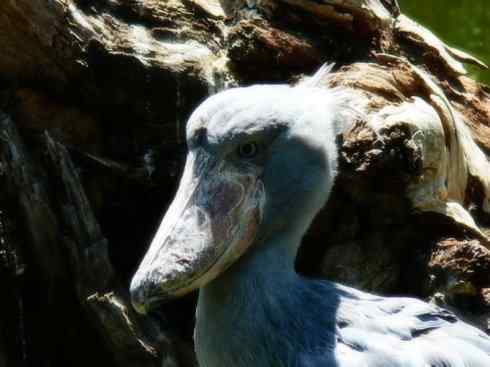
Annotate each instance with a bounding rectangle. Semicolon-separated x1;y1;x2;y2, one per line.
299;63;335;88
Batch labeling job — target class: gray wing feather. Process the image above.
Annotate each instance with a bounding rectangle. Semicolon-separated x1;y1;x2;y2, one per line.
332;287;490;367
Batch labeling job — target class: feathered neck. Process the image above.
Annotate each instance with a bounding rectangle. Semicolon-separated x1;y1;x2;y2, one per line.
194;229;335;367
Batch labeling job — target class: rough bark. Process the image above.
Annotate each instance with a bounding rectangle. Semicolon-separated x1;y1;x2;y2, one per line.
1;0;490;365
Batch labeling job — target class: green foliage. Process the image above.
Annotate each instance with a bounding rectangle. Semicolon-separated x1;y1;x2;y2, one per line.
402;0;490;84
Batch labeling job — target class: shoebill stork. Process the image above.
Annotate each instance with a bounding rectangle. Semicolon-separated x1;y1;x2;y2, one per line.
130;67;490;367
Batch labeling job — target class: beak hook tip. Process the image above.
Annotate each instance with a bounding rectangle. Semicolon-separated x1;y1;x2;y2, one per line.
130;277;149;315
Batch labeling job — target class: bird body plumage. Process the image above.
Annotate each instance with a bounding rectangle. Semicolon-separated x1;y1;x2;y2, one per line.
197;259;490;367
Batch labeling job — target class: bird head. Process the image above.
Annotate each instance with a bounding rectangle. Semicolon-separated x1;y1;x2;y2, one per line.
130;81;355;314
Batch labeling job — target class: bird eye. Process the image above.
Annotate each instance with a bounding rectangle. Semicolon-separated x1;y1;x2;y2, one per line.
238;142;258;159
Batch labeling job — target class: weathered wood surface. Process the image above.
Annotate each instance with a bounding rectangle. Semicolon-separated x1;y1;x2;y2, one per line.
44;131;174;367
1;0;490;365
0;115;187;366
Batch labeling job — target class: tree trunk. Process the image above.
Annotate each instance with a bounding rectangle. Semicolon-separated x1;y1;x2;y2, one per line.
1;0;489;365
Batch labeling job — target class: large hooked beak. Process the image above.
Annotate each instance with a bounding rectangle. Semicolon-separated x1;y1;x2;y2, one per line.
130;149;265;314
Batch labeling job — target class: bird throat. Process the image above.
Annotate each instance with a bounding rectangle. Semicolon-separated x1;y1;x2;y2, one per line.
195;230;302;367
